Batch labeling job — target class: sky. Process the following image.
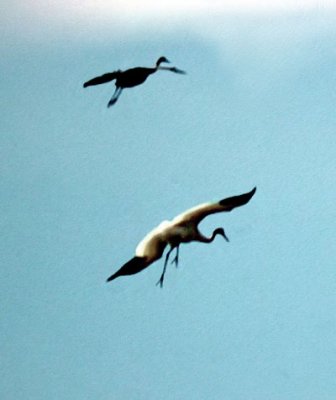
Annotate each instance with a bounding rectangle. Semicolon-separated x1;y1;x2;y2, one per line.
2;1;336;399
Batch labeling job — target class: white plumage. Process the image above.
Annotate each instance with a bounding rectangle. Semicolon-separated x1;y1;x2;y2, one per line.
107;187;256;287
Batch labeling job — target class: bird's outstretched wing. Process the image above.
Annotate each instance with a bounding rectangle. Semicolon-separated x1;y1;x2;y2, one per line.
173;187;256;225
83;71;119;88
135;222;169;261
218;187;257;211
107;223;169;283
106;256;148;282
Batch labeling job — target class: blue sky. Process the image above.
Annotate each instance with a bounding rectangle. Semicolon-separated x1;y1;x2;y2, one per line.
2;2;336;399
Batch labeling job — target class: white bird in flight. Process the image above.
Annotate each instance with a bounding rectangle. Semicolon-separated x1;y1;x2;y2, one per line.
107;187;256;287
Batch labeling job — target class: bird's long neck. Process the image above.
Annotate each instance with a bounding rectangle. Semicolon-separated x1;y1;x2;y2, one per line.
156;59;164;68
197;229;221;243
155;58;168;70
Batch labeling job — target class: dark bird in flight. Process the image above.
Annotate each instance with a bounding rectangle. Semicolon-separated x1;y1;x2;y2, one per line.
83;56;186;107
107;187;256;287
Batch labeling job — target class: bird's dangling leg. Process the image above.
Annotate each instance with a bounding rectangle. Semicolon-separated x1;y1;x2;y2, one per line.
170;246;179;268
107;87;122;107
156;247;174;288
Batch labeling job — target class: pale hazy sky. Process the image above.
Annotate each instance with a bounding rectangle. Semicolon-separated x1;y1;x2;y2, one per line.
2;2;336;400
4;0;336;38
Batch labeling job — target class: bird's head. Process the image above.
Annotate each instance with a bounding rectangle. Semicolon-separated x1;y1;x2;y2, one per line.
156;56;170;66
214;227;230;242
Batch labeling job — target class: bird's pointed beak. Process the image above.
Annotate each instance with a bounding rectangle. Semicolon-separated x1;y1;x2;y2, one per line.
223;231;229;242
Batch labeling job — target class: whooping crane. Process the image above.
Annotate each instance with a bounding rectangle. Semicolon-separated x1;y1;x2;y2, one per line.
107;187;256;287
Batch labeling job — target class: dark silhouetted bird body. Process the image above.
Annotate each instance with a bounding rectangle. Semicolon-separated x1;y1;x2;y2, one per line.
83;57;185;107
115;67;155;87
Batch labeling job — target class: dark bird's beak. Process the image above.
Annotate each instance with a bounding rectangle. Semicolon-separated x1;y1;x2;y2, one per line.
222;230;230;242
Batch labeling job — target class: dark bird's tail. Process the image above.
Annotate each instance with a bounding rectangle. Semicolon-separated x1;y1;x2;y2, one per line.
106;256;148;282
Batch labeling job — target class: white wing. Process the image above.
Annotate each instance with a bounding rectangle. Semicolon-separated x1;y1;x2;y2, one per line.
135;221;170;261
173;187;257;225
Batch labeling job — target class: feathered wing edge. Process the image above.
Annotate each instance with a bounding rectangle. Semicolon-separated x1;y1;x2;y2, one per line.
83;72;119;88
106;256;148;282
219;187;257;211
173;187;257;225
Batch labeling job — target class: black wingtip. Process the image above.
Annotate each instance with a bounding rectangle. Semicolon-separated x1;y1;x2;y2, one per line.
106;256;148;283
219;187;257;211
106;273;116;283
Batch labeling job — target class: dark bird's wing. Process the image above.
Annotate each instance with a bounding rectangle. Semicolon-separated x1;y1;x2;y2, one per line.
173;187;256;225
83;71;119;88
106;256;148;282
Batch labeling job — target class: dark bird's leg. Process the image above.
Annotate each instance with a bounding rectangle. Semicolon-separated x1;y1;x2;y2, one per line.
156;247;174;288
159;66;186;74
107;87;122;107
170;246;179;267
168;67;186;74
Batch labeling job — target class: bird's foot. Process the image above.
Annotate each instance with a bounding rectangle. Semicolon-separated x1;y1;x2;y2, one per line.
156;275;165;288
107;98;118;107
170;67;186;74
170;255;179;268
